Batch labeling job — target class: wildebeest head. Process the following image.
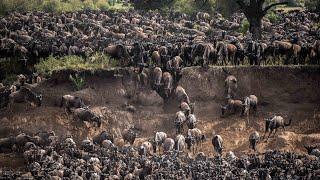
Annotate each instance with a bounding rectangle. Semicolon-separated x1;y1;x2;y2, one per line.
93;115;103;127
35;94;42;106
221;105;228;116
138;145;146;156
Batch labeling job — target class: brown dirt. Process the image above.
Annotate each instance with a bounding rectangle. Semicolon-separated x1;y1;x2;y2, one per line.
1;66;320;169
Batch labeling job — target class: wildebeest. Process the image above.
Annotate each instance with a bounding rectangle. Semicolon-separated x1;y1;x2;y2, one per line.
185;128;205;154
93;131;114;145
73;107;102;127
224;74;237;99
122;128;137;145
152;67;162;90
105;44;132;65
249;131;260;152
152;132;167;154
186;114;197;129
175;111;186;134
139;141;153;157
221;98;244;117
243;95;258;117
212;133;223;156
179;101;194;115
263;115;292;140
174;134;185;154
175;86;190;104
304;145;320;157
163;138;175;153
7;86;42;112
162;72;173;99
60;94;86;113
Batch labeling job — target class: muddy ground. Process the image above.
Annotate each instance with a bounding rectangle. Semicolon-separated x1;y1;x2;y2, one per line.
1;66;320;170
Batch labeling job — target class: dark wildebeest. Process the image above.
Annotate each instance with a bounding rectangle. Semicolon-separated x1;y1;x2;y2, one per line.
73;107;102;127
122;128;137;145
304;145;320;157
175;111;186;134
152;132;167;154
249;131;260;152
272;40;293;65
105;44;132;65
93;131;114;145
212;133;223;156
263;116;292;140
7;86;42;112
60;94;86;113
216;41;228;65
163;138;175;153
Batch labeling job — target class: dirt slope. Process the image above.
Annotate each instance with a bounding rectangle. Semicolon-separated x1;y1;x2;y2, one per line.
0;66;320;168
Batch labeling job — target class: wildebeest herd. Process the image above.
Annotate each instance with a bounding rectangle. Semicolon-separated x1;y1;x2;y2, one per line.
0;131;319;179
0;9;319;67
0;8;320;179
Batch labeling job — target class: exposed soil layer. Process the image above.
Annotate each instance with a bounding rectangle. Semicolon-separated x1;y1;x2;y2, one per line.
1;66;320;169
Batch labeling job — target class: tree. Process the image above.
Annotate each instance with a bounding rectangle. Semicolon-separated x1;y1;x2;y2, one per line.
236;0;288;40
216;0;239;17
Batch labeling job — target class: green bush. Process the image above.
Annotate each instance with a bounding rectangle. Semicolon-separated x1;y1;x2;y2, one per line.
2;74;17;85
69;74;86;91
35;54;117;77
266;11;280;23
171;0;215;14
0;0;130;15
239;19;249;34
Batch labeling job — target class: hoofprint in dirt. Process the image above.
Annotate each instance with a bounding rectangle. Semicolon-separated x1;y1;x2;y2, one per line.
0;66;320;167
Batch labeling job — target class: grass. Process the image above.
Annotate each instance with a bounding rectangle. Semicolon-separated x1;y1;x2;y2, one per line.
35;53;119;77
69;73;86;91
0;0;131;15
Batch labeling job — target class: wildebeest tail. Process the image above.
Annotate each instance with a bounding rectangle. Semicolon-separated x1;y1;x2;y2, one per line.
285;118;292;126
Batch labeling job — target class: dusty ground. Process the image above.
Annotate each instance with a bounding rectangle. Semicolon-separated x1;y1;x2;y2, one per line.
0;66;320;170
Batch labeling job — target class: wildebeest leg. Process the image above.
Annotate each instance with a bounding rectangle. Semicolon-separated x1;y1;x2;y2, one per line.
266;130;273;140
273;128;278;137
